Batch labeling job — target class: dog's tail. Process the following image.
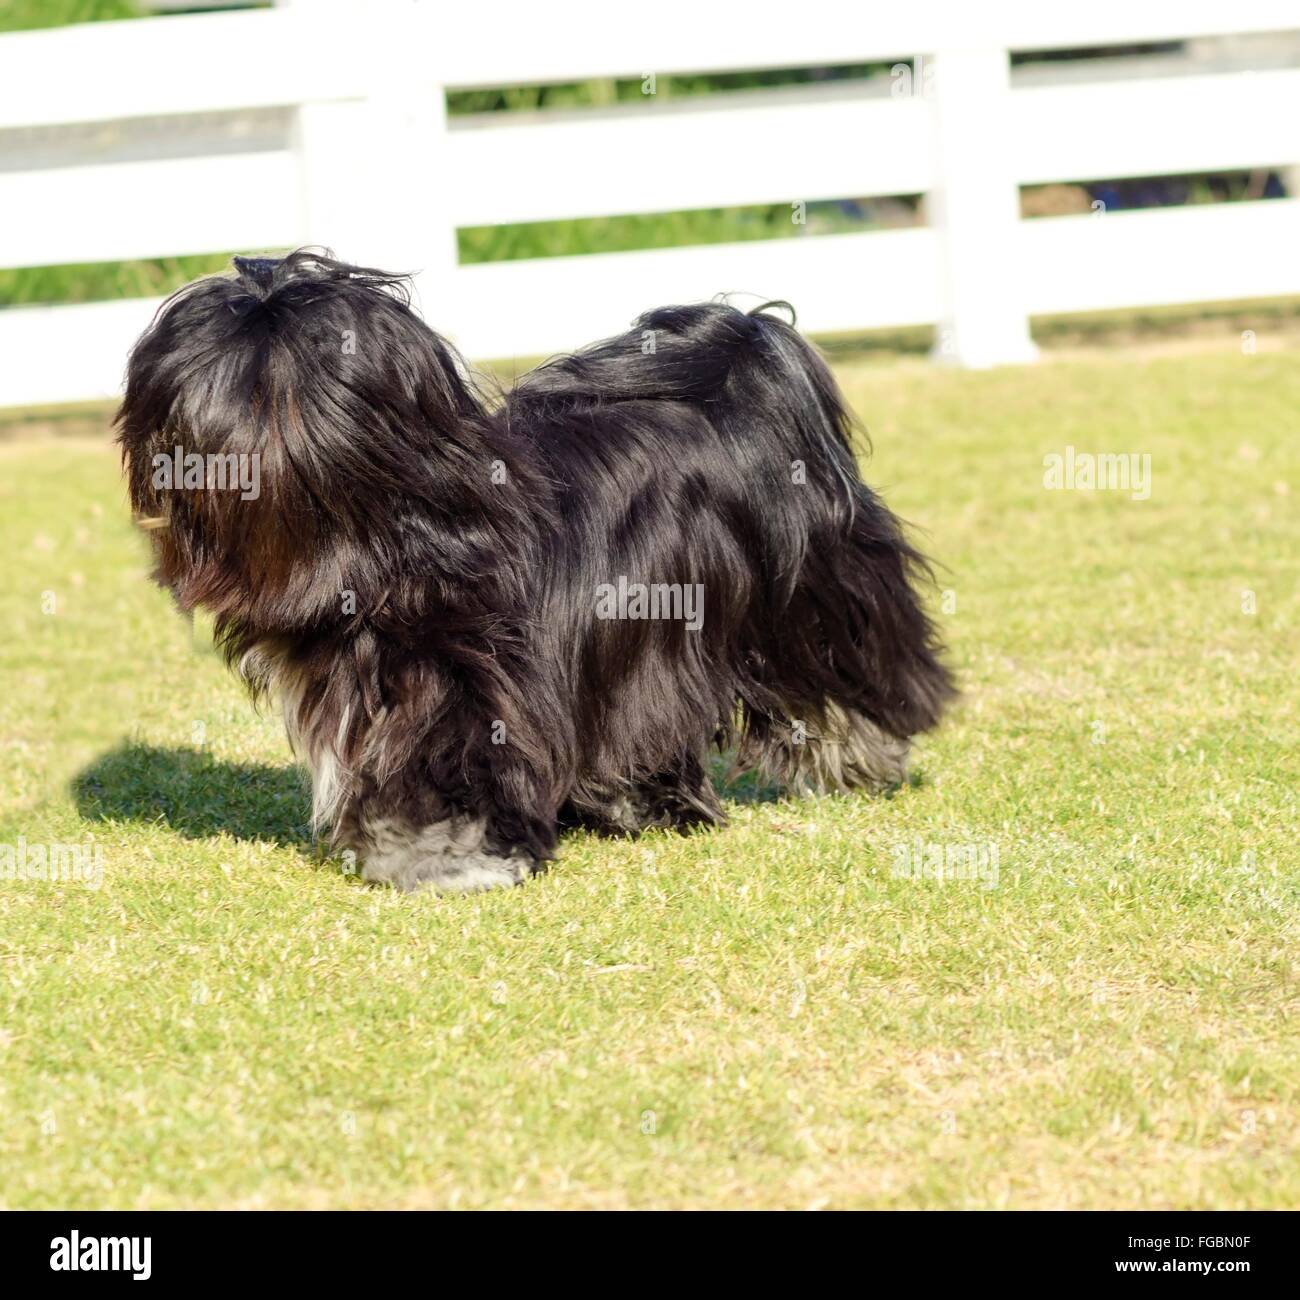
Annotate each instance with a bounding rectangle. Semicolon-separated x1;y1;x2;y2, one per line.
516;299;955;740
661;300;864;515
703;303;957;741
517;298;861;510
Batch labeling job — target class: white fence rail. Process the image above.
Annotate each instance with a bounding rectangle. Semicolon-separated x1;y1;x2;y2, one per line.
1;0;1299;407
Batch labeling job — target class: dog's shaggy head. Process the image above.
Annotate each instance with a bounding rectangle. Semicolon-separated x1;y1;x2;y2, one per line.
116;250;491;623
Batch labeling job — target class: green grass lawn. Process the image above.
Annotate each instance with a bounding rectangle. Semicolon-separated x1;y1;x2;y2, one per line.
0;342;1296;1209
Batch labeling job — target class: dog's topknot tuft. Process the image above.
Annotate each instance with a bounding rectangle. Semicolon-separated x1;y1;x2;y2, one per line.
228;247;413;305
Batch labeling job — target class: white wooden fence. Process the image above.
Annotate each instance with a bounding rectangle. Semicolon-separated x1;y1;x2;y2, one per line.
1;0;1299;407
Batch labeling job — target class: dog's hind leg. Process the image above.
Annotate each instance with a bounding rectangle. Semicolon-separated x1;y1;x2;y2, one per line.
736;703;911;796
565;752;725;836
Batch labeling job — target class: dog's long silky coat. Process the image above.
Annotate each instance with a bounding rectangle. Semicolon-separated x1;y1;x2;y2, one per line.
118;252;953;892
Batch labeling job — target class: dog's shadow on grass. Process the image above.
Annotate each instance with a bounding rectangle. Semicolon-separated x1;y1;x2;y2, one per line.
72;741;313;849
71;742;898;859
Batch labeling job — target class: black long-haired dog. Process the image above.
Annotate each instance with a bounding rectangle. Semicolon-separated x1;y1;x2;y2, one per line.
118;250;953;892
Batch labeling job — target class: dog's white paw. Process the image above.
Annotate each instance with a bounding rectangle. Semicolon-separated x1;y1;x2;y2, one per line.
357;816;533;894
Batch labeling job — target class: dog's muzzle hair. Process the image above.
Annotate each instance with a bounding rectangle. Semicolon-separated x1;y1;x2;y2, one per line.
117;250;955;893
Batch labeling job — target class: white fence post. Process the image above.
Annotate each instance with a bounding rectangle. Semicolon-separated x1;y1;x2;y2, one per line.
927;46;1039;368
290;1;456;321
294;95;378;261
282;0;374;261
372;1;459;328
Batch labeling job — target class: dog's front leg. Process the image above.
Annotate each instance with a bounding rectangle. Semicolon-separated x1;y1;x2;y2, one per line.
345;809;540;894
334;760;556;894
325;694;562;895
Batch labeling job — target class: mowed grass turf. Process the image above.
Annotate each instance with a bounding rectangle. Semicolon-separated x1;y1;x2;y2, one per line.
0;342;1296;1209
